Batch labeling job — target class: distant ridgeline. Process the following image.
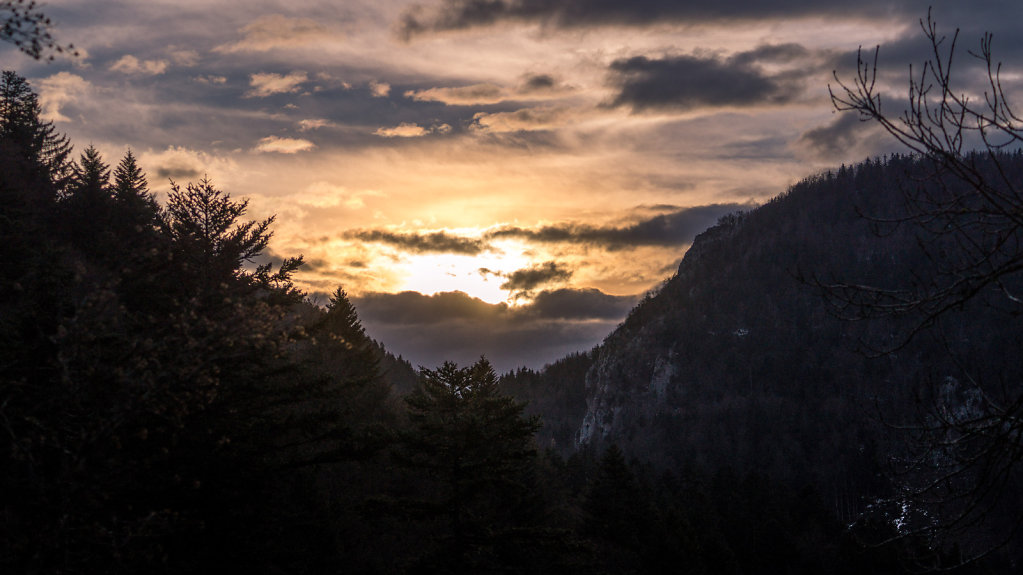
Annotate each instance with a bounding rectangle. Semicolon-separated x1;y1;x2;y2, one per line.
503;152;1023;554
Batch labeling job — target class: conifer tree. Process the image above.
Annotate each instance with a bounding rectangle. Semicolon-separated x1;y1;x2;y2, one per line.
73;144;110;190
111;149;158;228
398;357;543;573
0;70;72;191
319;286;380;383
162;176;274;304
61;144;114;251
584;444;651;546
112;149;146;198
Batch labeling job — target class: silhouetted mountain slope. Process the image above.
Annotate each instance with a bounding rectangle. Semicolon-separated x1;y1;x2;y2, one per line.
517;154;1023;529
499;350;594;452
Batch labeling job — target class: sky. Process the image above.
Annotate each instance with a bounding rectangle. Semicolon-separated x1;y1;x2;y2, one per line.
4;0;1022;372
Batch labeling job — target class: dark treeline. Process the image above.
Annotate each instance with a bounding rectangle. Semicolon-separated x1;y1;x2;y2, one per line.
0;69;1006;574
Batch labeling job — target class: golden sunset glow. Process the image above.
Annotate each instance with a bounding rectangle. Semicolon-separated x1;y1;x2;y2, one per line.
5;0;1006;369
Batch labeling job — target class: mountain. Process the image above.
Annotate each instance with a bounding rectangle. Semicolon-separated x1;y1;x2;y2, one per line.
511;153;1023;530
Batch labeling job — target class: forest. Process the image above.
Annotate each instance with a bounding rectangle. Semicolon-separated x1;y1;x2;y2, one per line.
1;19;1022;572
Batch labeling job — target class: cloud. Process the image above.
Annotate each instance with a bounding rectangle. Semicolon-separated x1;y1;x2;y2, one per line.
370;81;391;97
405;75;571;106
527;288;640;320
500;261;573;291
520;73;556;92
398;0;911;38
406;82;506;105
471;107;568;133
352;288;640;371
607;48;817;112
295;182;382;209
796;112;885;161
216;15;328;53
374;122;428;137
355;290;508;324
168;48;200;67
109;55;169;76
246;71;308;97
142;146;235;182
488;203;750;250
254;136;316;154
194;75;227;85
298;118;334;131
374;122;451;137
35;72;90;123
342;203;747;260
345;229;487;254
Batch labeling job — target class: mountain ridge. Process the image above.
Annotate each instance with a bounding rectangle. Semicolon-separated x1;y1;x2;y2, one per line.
505;153;1023;543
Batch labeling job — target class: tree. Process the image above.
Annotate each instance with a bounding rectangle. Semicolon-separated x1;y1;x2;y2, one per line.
316;286;382;388
0;70;72;203
0;70;73;189
397;357;543;573
0;1;75;60
110;148;162;234
0;71;70;385
61;144;115;251
828;11;1023;564
162;176;276;304
580;444;653;574
583;444;648;546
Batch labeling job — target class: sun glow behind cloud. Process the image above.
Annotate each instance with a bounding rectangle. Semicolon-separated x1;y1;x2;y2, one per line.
382;237;536;304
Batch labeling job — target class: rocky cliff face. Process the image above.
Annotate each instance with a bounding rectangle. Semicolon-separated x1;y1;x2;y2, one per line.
576;218;741;447
568;156;1013;489
568;154;1023;497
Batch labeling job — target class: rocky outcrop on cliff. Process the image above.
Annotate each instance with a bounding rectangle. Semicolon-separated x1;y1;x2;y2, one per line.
570;155;1020;492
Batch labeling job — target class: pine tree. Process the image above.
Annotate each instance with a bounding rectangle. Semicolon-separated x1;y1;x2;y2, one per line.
318;286;380;382
162;176;274;304
0;70;72;192
61;144;114;252
583;444;648;546
73;144;110;189
398;357;543;573
300;286;393;459
111;149;159;228
581;444;653;574
0;70;69;269
112;149;146;198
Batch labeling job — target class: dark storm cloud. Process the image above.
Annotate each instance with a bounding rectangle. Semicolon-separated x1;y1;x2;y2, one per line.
728;43;812;67
528;288;639;320
360;313;615;372
488;203;749;250
352;287;639;371
607;49;815;112
797;113;882;160
342;203;747;256
522;74;556;91
354;291;508;324
353;287;635;326
154;163;202;181
500;261;573;291
344;229;487;254
398;0;917;38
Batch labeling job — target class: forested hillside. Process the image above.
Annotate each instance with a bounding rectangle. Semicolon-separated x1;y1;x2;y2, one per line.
2;65;1018;573
511;152;1023;569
